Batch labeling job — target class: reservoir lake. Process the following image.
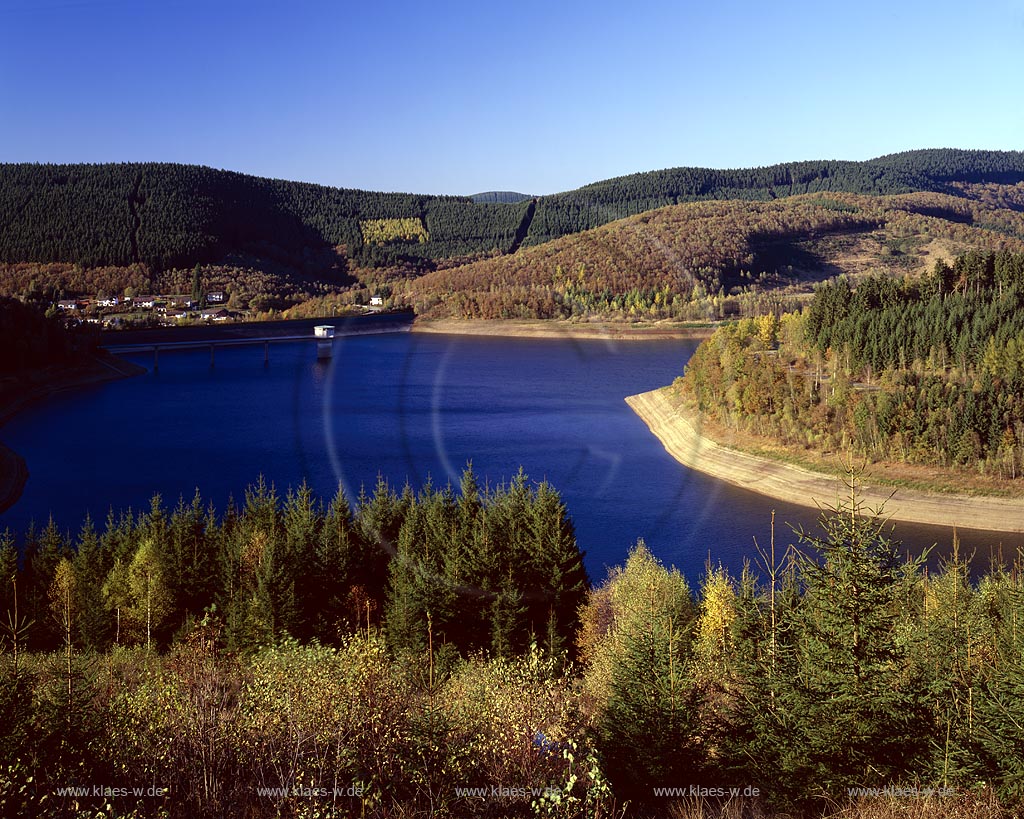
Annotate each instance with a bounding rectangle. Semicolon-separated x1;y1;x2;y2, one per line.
2;331;1020;582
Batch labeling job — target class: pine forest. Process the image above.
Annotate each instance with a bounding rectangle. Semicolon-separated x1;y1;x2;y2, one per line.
1;472;1022;817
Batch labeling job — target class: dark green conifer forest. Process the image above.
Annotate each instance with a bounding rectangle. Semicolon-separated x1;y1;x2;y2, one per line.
3;149;1022;277
1;469;1023;818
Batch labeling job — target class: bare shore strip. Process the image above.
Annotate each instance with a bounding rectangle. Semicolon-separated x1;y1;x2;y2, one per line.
413;318;715;341
0;353;147;515
626;387;1024;534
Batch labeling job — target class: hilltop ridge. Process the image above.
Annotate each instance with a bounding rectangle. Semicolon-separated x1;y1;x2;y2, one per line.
3;150;1022;276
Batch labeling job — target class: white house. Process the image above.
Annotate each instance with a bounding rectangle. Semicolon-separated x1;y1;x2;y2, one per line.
369;295;384;307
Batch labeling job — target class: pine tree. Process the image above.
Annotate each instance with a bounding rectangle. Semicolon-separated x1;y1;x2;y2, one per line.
0;528;18;634
489;571;527;658
191;264;205;308
166;491;217;631
312;486;357;642
973;560;1024;801
790;478;931;793
527;480;588;658
72;515;111;650
356;475;406;561
282;481;322;640
718;511;813;797
385;488;456;657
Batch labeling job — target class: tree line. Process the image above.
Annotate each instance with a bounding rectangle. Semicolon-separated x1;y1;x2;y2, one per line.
2;481;1024;816
0;163;533;275
0;467;587;660
681;250;1024;479
522;148;1024;245
4;150;1023;281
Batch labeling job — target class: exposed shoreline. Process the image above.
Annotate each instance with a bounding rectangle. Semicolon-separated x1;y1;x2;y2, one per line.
412;317;716;340
0;353;147;515
626;386;1024;534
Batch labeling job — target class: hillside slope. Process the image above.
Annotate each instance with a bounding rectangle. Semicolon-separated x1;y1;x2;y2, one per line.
3;150;1022;282
0;163;531;273
401;184;1024;320
522;149;1024;245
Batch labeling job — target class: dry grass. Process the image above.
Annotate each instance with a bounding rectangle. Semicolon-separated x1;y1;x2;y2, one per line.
657;791;1008;819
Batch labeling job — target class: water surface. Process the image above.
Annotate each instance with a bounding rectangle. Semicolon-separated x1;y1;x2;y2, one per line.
2;332;1018;581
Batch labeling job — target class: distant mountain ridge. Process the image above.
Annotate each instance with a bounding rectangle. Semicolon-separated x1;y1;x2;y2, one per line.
521;149;1024;246
470;191;533;204
1;150;1022;276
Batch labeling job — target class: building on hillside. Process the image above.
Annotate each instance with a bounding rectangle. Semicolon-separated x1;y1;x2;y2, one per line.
207;291;226;303
56;299;80;310
369;295;384;307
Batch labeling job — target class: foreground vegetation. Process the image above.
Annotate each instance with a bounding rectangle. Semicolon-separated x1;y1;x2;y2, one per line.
2;472;1024;817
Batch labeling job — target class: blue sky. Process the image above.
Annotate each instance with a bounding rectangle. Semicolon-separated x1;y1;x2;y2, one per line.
1;0;1022;195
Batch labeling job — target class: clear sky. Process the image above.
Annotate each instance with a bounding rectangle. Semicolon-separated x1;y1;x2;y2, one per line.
1;0;1022;195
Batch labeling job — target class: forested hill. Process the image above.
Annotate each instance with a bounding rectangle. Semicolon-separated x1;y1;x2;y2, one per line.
522;149;1024;245
2;150;1023;278
403;185;1024;320
0;163;534;272
680;250;1024;492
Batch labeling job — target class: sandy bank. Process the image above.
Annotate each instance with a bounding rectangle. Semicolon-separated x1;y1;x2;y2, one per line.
626;387;1024;534
412;318;715;341
0;353;147;514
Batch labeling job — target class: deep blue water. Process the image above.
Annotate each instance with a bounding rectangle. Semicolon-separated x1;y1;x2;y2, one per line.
1;332;1019;582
